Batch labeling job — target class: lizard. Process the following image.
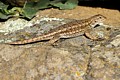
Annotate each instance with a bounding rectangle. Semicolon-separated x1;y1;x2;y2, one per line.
7;14;107;45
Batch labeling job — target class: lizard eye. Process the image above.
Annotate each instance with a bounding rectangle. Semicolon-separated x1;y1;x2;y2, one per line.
99;16;102;19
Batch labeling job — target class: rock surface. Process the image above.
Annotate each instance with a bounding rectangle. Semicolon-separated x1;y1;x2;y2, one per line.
0;6;120;80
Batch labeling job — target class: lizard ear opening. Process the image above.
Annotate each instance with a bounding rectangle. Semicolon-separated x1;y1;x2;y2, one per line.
95;20;97;22
94;20;97;22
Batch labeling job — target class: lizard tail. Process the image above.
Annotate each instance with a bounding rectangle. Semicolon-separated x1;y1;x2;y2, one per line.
8;36;52;44
8;37;40;44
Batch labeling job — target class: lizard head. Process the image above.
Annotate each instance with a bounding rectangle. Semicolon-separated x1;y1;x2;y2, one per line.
90;14;107;27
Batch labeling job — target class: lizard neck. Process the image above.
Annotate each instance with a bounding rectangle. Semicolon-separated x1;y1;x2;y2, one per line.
89;19;102;28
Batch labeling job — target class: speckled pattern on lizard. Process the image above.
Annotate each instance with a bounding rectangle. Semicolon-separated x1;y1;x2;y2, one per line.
7;14;107;45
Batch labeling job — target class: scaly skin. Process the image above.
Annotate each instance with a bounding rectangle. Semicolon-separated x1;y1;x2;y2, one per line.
8;14;106;45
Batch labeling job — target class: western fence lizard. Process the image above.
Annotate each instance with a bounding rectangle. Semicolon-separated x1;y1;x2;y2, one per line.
8;14;106;45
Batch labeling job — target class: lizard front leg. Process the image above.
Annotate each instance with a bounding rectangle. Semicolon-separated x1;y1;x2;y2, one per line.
85;26;110;40
85;29;99;40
